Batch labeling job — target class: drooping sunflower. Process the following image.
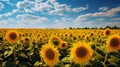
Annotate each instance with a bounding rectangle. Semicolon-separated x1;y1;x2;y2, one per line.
58;41;68;50
106;35;120;52
85;35;89;40
48;35;62;46
5;30;19;43
70;42;93;64
40;44;60;67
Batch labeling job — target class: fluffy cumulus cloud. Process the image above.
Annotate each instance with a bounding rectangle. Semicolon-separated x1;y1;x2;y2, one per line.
99;6;108;11
33;0;53;12
0;14;49;28
73;6;120;23
16;14;49;24
0;9;20;18
16;0;35;13
73;6;120;27
48;1;88;16
50;17;73;28
0;2;4;11
72;5;89;12
0;18;15;27
15;0;88;15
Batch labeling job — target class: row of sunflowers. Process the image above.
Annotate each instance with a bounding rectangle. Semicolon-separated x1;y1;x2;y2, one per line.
0;28;120;67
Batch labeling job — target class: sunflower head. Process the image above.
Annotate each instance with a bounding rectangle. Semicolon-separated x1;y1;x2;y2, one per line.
64;33;68;37
78;35;81;39
104;28;111;36
90;32;94;37
38;35;44;41
5;30;19;43
49;35;62;46
107;35;120;52
69;33;73;38
40;44;60;67
70;42;93;64
85;35;89;40
24;37;30;43
58;41;68;50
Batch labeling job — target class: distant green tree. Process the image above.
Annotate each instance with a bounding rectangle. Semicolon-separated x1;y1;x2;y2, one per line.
69;27;72;29
105;26;111;29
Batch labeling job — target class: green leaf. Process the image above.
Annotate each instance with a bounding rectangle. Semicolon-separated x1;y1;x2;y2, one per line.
33;61;42;67
108;55;120;65
20;52;28;58
4;50;13;58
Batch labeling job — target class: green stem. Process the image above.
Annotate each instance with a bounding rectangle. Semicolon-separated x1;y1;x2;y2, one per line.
14;45;17;67
103;53;109;67
80;64;84;67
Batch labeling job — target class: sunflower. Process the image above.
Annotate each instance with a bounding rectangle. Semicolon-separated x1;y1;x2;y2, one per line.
23;37;30;43
85;35;90;40
104;28;111;36
5;30;19;43
70;42;93;64
106;35;120;52
40;44;60;67
90;32;94;37
58;41;68;50
48;35;62;46
64;33;69;39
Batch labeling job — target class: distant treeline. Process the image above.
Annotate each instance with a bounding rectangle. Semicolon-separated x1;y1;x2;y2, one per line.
67;26;120;30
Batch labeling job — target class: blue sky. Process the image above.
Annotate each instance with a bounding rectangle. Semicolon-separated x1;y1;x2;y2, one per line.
0;0;120;28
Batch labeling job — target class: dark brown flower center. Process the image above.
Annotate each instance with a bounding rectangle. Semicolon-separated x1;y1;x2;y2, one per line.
105;30;110;35
25;38;29;42
62;43;66;47
45;49;55;60
78;35;81;38
70;34;73;37
91;33;93;36
110;38;119;47
76;47;87;58
9;32;17;40
65;34;67;37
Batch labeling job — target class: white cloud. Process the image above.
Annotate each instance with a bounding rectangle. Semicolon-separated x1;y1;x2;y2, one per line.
16;0;35;13
33;1;53;12
0;18;15;27
0;20;8;27
12;9;20;13
99;6;108;11
0;12;12;18
72;5;88;12
16;14;49;24
112;17;120;21
73;6;120;24
48;1;88;15
15;0;88;15
0;9;20;18
97;18;104;21
0;2;4;11
16;0;34;9
51;17;73;28
0;14;49;28
100;22;120;27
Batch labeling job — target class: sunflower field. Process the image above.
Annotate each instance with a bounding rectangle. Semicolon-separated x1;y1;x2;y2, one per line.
0;28;120;67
